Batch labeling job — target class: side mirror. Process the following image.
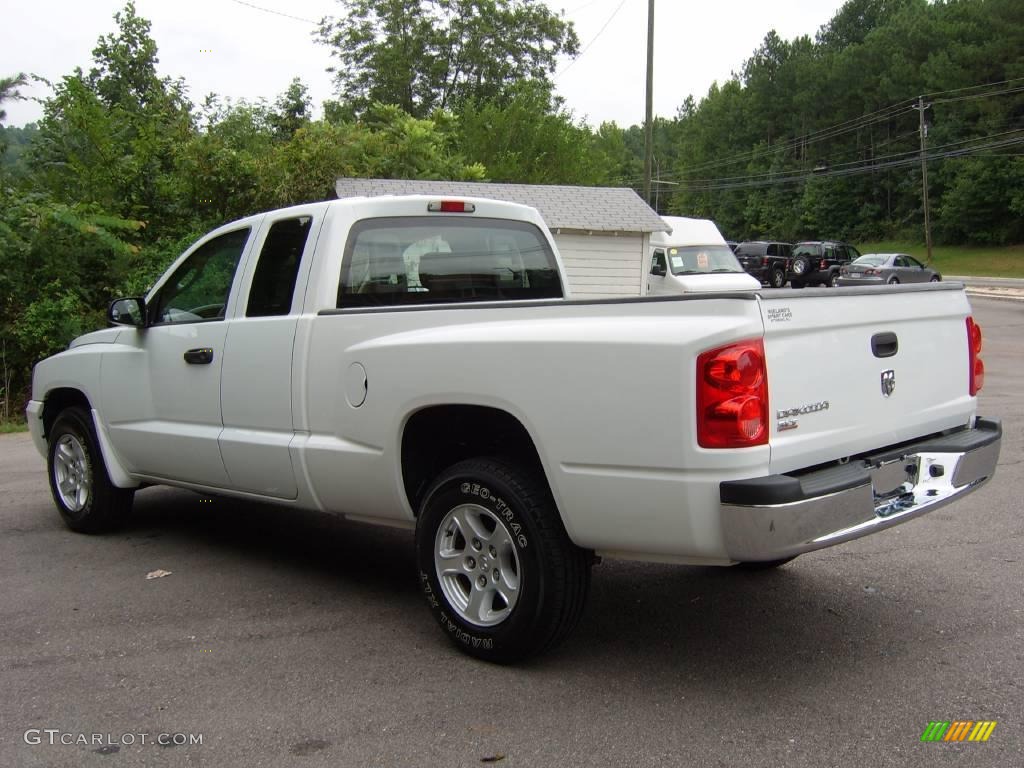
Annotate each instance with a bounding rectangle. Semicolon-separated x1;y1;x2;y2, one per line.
108;297;147;327
651;263;667;277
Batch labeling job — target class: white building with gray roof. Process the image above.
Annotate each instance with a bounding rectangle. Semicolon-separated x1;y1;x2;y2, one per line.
334;178;670;299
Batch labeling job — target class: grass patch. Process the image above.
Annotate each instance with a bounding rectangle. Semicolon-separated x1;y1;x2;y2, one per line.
857;241;1024;278
0;419;29;434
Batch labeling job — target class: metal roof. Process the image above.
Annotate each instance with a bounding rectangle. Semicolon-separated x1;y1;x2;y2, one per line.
334;178;670;234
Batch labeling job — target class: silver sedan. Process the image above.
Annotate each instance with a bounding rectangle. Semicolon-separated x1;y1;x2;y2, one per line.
836;253;941;286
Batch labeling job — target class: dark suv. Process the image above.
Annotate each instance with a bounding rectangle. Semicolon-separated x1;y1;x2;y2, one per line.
734;241;793;288
789;241;862;288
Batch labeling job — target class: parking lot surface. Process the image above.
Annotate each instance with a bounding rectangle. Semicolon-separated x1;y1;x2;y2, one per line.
1;297;1021;767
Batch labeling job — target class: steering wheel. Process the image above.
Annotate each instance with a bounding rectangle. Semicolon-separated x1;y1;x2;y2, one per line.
161;307;204;323
190;303;226;319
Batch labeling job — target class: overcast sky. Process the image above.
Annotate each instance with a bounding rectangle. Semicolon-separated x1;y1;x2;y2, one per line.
2;0;848;129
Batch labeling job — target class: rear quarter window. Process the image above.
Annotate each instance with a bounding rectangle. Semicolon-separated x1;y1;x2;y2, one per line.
337;217;563;307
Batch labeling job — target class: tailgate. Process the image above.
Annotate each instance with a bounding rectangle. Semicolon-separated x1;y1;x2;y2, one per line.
759;284;976;474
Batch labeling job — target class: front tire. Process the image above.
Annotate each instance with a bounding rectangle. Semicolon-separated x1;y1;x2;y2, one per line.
415;457;591;662
47;407;133;533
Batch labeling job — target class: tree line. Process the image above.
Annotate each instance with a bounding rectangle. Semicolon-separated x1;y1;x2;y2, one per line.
1;0;1021;417
653;0;1024;245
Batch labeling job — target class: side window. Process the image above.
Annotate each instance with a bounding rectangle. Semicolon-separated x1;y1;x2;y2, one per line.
907;256;924;269
247;217;312;317
894;255;909;268
651;249;666;275
767;244;778;257
338;217;562;307
152;228;250;325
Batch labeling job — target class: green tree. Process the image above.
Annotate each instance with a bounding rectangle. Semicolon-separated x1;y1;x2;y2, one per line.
0;72;27;125
270;78;313;138
457;82;609;185
317;0;578;118
29;3;194;235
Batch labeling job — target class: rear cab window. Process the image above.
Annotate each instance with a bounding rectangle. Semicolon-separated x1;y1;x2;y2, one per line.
337;217;563;307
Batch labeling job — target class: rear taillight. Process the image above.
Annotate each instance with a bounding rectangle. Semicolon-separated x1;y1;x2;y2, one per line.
762;257;769;267
967;316;984;395
697;339;769;448
819;259;828;269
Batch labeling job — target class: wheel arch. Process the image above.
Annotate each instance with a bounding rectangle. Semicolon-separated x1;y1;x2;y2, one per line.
42;387;137;488
41;387;93;440
400;404;552;517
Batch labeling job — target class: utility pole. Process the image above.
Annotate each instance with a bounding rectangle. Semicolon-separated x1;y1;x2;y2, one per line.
917;95;933;264
642;0;654;206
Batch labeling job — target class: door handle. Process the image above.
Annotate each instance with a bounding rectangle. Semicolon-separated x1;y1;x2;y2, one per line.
184;347;214;365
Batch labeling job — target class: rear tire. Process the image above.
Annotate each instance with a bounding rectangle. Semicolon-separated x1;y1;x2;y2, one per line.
887;276;900;285
769;268;786;288
791;256;810;276
829;272;840;287
415;457;591;662
47;407;133;533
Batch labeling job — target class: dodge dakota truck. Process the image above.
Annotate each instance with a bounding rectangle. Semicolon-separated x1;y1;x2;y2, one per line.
27;195;1000;661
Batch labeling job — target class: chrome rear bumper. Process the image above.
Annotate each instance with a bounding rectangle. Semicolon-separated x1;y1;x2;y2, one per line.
721;418;1001;562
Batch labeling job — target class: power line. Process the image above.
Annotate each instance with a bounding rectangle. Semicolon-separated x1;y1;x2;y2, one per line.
932;84;1024;106
566;0;613;13
633;83;1024;187
660;78;1024;179
555;0;630;80
924;76;1024;99
673;103;913;176
674;134;1024;192
227;0;319;25
662;126;1024;186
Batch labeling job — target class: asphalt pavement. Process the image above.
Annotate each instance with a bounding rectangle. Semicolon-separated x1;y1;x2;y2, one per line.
1;297;1021;768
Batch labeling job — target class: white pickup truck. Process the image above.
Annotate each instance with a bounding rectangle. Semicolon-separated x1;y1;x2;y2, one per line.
27;195;1000;661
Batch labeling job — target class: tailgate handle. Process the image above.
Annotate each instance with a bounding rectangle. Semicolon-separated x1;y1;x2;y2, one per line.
871;332;898;358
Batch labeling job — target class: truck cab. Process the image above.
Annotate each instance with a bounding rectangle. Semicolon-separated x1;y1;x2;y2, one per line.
647;216;761;295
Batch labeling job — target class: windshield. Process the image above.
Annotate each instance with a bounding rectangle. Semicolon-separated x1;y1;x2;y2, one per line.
851;254;888;266
666;245;743;275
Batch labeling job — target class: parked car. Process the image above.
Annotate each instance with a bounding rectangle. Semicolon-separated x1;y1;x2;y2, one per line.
837;253;941;286
26;196;998;662
735;241;793;288
789;241;862;287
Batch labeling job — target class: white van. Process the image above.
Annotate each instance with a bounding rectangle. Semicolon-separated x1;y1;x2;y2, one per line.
647;216;761;295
